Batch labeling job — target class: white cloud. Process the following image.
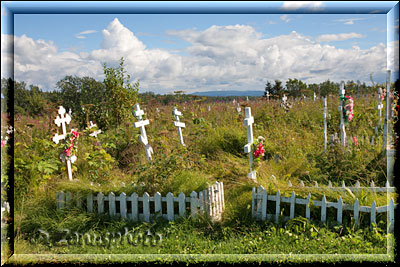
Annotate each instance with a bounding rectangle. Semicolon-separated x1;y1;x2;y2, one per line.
7;19;388;93
280;15;291;23
334;18;366;25
281;1;324;11
75;29;97;39
316;32;365;43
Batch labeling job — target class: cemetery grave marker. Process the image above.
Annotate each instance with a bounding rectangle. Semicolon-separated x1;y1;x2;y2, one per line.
172;106;186;146
244;107;256;180
52;106;74;181
133;103;153;162
338;81;346;148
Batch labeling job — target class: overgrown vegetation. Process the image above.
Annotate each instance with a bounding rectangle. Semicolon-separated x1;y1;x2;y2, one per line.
2;67;399;264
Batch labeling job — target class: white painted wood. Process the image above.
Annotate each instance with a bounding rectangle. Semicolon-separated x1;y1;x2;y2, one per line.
339;82;346;148
261;189;267;221
190;191;198;218
97;192;104;214
244;107;256;180
166;192;174;221
109;192;116;218
131;193;138;222
370;201;376;226
143;192;150;222
87;193;93;213
337;197;343;224
66;192;72;208
133;103;153;162
354;199;360;229
53;106;73;180
275;190;281;223
154;192;162;219
251;187;256;218
256;186;263;219
172;107;186;146
198;191;204;216
306;193;312;220
178;192;186;217
120;192;127;219
321;196;327;223
290;192;295;219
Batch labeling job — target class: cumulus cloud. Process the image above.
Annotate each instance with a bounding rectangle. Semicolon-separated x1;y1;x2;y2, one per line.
7;18;389;93
316;32;365;43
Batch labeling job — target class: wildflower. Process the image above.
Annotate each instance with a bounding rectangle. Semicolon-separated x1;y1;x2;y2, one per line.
352;136;359;146
1;139;6;148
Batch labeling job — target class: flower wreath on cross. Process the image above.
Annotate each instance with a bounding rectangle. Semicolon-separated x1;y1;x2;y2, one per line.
59;129;79;163
340;95;354;123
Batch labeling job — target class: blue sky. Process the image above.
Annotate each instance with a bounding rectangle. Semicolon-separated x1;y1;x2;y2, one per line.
1;1;399;94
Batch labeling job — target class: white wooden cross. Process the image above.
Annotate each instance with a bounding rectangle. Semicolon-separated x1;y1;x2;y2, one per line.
172;106;186;146
375;87;383;134
133;104;153;162
236;102;241;113
313;92;316;101
266;90;270;101
52;106;73;181
338;81;346;148
244;107;256;180
88;121;102;137
282;94;287;103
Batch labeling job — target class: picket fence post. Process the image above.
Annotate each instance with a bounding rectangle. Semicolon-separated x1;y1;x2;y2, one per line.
190;191;198;218
166;192;174;221
143;192;150;222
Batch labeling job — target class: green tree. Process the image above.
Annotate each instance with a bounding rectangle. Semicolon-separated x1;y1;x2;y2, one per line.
285;78;307;98
319;79;338;97
56;75;106;128
271;80;285;98
103;57;140;127
263;81;273;98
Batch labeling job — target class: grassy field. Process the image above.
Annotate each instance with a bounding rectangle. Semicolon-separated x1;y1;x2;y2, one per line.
2;94;398;264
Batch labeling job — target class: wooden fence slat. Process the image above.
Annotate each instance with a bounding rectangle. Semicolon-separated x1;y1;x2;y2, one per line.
97;192;104;214
154;192;162;219
87;193;93;213
131;193;138;222
261;189;267;221
337;197;343;224
166;192;174;221
256;186;263;220
354;199;360;229
321;195;327;223
275;190;281;223
209;185;215;218
198;191;204;216
290;192;295;219
190;191;198;218
109;192;116;218
251;187;256;218
178;192;186;217
120;192;127;219
370;201;376;226
77;192;82;209
143;192;150;222
66;192;72;208
306;193;311;220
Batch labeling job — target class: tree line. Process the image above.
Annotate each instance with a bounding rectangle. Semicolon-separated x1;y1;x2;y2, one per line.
262;78;381;99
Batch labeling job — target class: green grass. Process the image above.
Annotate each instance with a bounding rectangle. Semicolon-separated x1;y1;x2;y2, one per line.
5;95;398;264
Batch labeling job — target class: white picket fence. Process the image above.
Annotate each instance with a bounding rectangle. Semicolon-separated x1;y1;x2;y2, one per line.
56;182;224;222
285;179;396;193
252;186;397;232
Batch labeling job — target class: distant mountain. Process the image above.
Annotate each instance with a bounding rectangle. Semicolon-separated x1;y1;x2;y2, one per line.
191;90;264;97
